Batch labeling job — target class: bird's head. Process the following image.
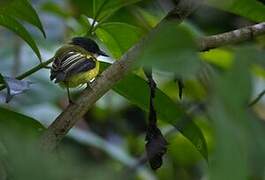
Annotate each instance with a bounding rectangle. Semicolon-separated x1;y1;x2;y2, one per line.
70;37;108;57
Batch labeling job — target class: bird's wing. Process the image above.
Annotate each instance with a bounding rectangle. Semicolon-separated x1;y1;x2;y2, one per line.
64;55;96;78
50;48;96;82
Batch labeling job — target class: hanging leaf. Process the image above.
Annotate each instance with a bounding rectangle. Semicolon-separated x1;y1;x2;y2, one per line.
0;0;46;37
0;15;42;60
100;63;208;161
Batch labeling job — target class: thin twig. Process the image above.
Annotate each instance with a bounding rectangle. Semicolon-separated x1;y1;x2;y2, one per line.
249;89;265;107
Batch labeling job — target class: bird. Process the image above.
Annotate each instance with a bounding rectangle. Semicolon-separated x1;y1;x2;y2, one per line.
50;37;108;104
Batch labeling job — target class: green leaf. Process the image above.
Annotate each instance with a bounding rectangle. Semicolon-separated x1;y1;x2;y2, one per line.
205;0;265;22
100;63;208;161
70;0;141;22
96;0;142;22
0;15;41;60
200;49;234;69
96;22;144;58
138;21;202;78
0;107;44;136
0;0;46;37
208;47;265;179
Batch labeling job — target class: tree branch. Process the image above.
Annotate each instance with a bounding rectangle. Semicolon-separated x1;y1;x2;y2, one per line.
39;0;201;151
198;22;265;51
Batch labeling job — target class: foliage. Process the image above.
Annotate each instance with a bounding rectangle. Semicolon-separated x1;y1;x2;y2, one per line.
0;0;265;179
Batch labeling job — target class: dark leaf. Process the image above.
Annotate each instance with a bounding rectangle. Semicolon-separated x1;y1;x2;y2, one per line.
0;0;46;37
146;125;168;170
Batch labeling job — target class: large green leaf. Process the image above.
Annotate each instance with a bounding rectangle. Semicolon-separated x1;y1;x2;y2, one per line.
0;0;46;37
96;22;144;58
0;15;41;60
206;0;265;22
100;63;208;161
138;21;201;78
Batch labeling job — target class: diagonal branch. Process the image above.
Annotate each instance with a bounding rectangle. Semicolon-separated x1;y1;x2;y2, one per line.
39;0;201;151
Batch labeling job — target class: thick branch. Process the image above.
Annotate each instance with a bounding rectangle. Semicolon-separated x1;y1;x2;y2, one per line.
39;0;200;152
198;22;265;51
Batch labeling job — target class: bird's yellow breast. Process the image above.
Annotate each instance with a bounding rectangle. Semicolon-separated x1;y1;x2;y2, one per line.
60;60;100;88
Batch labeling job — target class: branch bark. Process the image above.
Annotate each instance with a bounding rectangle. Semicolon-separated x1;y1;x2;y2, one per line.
198;22;265;51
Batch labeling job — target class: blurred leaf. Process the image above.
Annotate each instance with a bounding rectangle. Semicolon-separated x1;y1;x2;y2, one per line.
138;21;202;78
96;22;144;58
0;0;46;37
0;107;44;136
79;15;92;30
168;117;213;166
0;74;31;103
0;15;42;60
200;49;234;69
208;48;265;179
206;0;265;22
41;1;70;18
100;63;208;161
130;6;160;28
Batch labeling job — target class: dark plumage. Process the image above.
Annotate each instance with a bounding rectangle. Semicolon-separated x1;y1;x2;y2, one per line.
70;37;108;57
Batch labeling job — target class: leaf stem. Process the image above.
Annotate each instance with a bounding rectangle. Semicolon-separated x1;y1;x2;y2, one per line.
86;0;108;36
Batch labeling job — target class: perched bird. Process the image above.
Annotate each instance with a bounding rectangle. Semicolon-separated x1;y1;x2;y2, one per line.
50;37;108;103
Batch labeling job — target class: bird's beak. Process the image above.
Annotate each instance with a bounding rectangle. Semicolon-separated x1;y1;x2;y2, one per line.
98;50;109;57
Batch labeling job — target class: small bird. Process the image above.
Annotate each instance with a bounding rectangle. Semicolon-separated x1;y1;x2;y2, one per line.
50;37;108;103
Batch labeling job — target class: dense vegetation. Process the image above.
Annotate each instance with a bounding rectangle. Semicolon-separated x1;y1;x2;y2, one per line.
0;0;265;179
